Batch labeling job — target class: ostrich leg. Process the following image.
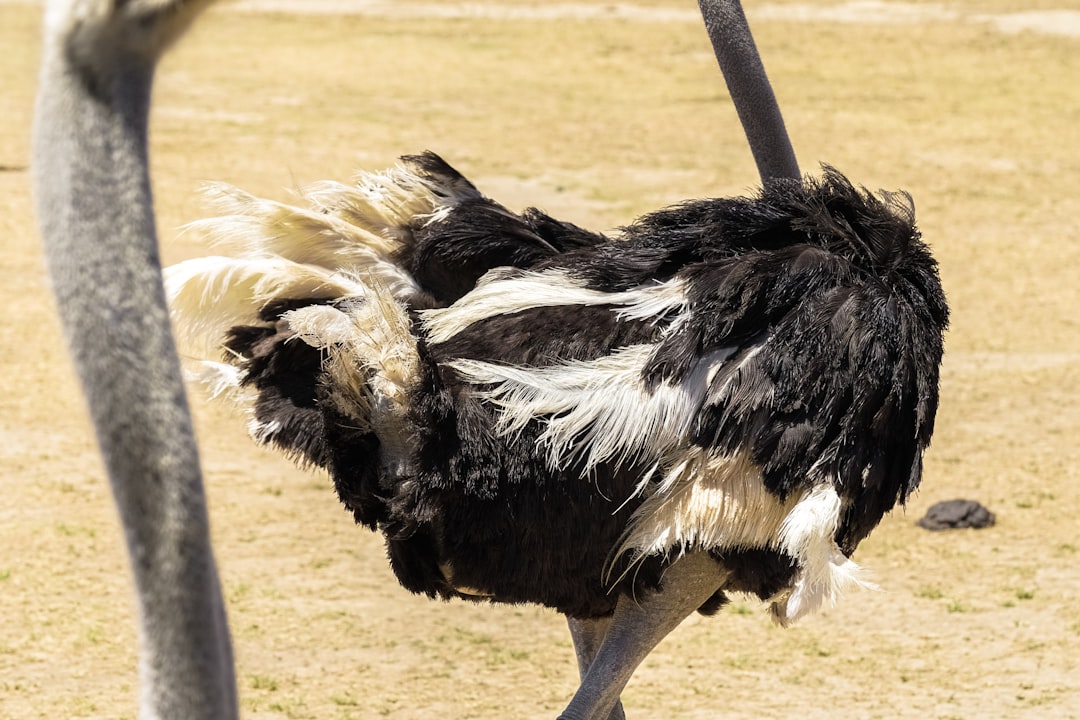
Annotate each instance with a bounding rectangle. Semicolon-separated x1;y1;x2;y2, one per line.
32;1;237;718
698;0;801;182
567;617;626;720
559;5;790;717
558;553;728;720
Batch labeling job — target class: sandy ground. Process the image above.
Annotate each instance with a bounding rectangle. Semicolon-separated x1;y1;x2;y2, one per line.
6;0;1080;35
2;1;1079;719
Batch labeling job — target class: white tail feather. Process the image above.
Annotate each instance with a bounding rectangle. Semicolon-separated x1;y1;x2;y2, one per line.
168;155;492;368
769;484;879;625
185;183;427;302
284;289;420;462
165;255;367;360
320;158;482;232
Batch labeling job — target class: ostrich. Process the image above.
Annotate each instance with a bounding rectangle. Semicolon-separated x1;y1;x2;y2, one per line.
169;154;947;719
166;12;947;720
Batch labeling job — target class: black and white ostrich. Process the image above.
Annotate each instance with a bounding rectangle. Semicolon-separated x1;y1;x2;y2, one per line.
168;150;947;719
167;21;948;720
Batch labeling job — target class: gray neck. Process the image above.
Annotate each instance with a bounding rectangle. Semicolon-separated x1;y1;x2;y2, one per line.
698;0;801;183
32;15;237;720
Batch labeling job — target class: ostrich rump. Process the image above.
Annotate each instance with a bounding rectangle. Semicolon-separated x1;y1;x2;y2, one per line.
167;151;947;713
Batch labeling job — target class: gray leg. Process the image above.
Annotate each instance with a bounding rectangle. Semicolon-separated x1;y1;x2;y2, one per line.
566;616;625;720
558;552;726;720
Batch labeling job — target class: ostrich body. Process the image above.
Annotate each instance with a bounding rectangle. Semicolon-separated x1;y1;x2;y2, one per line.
168;152;948;718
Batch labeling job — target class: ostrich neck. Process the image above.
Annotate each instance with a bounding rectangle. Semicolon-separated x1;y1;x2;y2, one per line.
698;0;801;183
32;29;237;720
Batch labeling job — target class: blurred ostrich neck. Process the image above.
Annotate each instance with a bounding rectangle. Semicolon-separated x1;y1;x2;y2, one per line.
32;2;236;717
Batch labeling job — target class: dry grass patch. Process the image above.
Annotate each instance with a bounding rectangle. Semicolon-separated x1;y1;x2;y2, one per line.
2;1;1078;718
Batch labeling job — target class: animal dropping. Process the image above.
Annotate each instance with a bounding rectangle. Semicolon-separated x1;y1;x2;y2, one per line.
918;499;996;531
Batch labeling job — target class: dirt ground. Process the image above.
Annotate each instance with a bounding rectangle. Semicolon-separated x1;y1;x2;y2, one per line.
2;0;1079;718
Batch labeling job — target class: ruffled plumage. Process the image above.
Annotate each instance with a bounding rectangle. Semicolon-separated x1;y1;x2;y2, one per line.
166;151;947;622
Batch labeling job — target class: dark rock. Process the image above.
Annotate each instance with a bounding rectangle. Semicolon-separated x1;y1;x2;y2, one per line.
917;499;996;531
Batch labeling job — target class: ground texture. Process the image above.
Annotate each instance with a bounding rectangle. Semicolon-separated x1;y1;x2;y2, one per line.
2;1;1078;718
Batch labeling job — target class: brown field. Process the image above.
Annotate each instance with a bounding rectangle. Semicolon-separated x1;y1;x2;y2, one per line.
2;1;1079;718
